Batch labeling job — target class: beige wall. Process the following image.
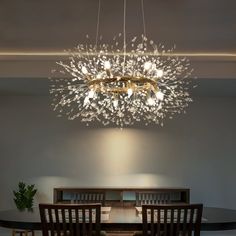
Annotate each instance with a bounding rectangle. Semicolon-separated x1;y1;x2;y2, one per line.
0;95;236;210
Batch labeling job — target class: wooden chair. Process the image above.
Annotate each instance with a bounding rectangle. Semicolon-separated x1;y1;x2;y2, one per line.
39;203;102;236
141;204;203;236
136;192;171;206
72;191;105;206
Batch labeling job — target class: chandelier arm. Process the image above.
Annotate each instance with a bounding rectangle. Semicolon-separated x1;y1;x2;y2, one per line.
56;62;82;76
51;84;86;92
95;0;101;48
141;0;147;38
160;75;192;86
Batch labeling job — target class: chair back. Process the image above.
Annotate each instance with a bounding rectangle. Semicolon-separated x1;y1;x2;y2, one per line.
142;204;203;236
74;192;105;206
39;203;101;236
136;192;171;206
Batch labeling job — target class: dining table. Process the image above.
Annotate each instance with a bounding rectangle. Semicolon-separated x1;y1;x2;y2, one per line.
0;206;236;232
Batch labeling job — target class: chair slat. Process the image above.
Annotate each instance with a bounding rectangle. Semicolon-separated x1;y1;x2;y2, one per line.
142;205;148;235
150;208;154;236
176;207;181;235
54;208;61;236
157;208;161;236
89;208;93;235
48;208;54;236
61;208;67;236
82;208;86;235
96;205;101;236
68;208;73;235
163;208;167;236
182;208;188;235
188;208;194;236
170;208;174;236
75;207;80;236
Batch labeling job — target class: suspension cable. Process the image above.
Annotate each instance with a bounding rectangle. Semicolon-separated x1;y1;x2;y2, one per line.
95;0;101;47
141;0;147;38
123;0;127;74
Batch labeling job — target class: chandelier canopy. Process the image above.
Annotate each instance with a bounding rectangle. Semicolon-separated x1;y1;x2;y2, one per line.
50;0;194;127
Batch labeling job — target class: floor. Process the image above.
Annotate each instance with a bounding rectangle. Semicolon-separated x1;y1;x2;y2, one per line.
1;227;236;236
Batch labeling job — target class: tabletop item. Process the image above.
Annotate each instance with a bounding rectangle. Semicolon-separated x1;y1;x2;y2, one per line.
13;182;37;211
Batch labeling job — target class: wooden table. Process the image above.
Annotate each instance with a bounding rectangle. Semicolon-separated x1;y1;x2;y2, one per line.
0;206;236;231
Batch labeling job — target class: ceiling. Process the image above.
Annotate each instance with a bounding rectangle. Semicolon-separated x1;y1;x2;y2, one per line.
0;0;236;95
0;0;236;52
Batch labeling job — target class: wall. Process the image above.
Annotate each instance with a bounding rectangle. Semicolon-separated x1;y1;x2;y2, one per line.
0;94;236;210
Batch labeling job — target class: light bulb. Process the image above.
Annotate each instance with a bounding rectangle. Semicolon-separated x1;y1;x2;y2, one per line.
83;96;90;106
88;90;95;98
156;69;164;78
144;61;152;71
152;63;156;70
147;97;155;106
82;66;88;75
113;99;118;108
104;61;111;70
155;91;164;101
127;88;133;98
96;73;102;79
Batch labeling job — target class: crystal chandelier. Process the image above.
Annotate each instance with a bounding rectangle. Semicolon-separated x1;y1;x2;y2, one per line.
50;0;193;127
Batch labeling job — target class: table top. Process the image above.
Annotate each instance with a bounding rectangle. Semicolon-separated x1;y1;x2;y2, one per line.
1;206;236;231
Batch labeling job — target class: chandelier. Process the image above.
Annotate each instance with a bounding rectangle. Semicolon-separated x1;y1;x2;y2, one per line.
50;0;193;127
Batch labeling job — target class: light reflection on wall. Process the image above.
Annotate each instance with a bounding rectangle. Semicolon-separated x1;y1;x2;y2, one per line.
28;129;182;205
94;129;143;175
98;173;176;187
65;128;175;187
32;176;70;203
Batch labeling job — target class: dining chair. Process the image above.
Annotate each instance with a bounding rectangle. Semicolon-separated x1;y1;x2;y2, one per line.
141;204;203;236
136;192;171;206
72;191;105;206
39;203;103;236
